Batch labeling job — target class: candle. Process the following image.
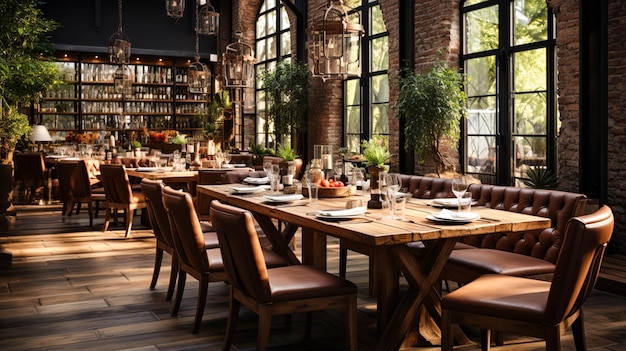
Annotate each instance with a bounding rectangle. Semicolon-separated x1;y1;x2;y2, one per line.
321;154;333;169
188;143;194;153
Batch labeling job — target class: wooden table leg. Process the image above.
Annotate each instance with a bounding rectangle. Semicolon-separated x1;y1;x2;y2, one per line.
301;227;327;272
375;238;458;351
252;213;301;265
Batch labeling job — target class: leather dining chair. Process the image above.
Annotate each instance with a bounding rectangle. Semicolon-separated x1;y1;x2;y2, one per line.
210;200;358;351
100;164;147;237
140;178;220;301
55;160;78;216
13;152;48;204
440;205;614;351
66;160;106;226
161;187;288;333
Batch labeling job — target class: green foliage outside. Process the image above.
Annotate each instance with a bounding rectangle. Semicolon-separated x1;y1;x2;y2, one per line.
0;0;60;163
393;61;466;174
522;166;558;189
260;61;310;149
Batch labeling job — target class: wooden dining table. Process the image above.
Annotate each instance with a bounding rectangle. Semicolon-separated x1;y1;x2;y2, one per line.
196;184;551;351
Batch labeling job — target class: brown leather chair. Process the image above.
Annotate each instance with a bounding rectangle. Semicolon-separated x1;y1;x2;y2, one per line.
55;160;78;215
161;187;288;333
13;152;48;204
220;170;267;184
441;205;614;351
210;200;358;351
141;178;220;301
100;164;147;237
66;160;106;226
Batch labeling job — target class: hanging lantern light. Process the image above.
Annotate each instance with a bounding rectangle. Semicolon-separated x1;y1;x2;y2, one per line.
222;31;256;88
198;1;219;36
114;65;133;98
109;0;131;64
188;0;210;94
165;0;185;21
307;0;364;81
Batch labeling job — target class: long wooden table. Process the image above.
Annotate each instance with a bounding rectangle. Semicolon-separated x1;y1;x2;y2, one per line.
196;184;551;351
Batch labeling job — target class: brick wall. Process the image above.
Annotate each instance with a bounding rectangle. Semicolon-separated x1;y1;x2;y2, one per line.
607;0;626;253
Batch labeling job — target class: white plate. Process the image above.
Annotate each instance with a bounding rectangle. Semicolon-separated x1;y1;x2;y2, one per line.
315;208;367;219
244;177;270;185
426;209;480;223
231;185;270;194
263;194;304;203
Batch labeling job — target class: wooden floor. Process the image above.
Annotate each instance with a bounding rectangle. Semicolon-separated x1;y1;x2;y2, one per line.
1;202;626;351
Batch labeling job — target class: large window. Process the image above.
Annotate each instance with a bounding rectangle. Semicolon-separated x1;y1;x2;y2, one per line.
344;0;389;152
255;0;291;148
462;0;556;185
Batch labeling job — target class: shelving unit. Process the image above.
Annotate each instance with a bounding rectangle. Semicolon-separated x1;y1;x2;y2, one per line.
35;53;210;140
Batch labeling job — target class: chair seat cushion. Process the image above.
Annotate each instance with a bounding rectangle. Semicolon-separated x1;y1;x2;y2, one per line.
446;248;556;277
268;265;357;303
442;274;550;323
261;248;289;268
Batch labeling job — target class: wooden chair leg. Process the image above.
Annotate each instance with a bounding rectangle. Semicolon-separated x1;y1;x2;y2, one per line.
103;207;111;232
75;202;82;215
441;310;455;351
172;270;186;316
304;312;312;339
166;255;178;301
347;295;358;351
124;207;134;237
545;326;562;351
257;306;272;351
87;201;94;227
223;289;240;351
481;329;491;351
339;246;348;278
150;247;163;289
572;312;587;351
193;275;209;333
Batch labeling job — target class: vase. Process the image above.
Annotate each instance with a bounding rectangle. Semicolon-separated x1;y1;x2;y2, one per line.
367;165;385;209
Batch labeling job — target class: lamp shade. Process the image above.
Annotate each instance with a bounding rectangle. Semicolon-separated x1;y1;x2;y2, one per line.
31;125;52;142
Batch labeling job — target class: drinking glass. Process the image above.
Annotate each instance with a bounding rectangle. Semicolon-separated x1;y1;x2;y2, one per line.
333;160;343;181
385;173;402;218
452;177;469;211
263;160;273;176
223;153;232;165
305;166;318;204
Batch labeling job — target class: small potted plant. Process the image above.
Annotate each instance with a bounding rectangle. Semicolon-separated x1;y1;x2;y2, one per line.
277;143;299;183
361;139;392;209
131;140;142;157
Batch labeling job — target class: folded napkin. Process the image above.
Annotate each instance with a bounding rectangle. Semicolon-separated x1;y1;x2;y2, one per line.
432;198;459;207
263;194;304;202
231;185;270;193
244;176;270;184
136;167;159;172
432;209;479;221
316;207;367;217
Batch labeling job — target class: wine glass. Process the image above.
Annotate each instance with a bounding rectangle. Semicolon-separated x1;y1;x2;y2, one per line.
263;160;273;177
223;153;232;165
385;173;402;218
452;177;469;211
333;160;343;181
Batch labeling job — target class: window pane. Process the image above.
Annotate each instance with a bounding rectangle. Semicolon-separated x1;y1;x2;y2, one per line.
281;7;290;29
513;49;546;92
266;10;277;35
371;104;388;134
465;5;499;54
265;0;276;10
467;107;496;135
257;14;267;38
346;135;361;153
468;135;496;174
513;0;548;45
370;5;386;36
267;36;277;60
371;74;388;103
464;0;489;6
346;79;361;105
344;0;361;8
514;92;546;134
256;90;266;112
370;36;389;71
281;32;291;56
346;106;361;133
465;55;496;96
515;136;546;161
256;39;267;62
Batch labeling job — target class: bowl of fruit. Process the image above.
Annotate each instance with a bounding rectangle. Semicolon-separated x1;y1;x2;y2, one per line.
302;179;356;198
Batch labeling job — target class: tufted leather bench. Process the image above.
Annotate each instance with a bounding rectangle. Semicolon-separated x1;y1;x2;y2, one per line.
340;175;587;294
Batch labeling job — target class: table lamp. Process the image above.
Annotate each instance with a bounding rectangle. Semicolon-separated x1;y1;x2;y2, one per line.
30;125;53;151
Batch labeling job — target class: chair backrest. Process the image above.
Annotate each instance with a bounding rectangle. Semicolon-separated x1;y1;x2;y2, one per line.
99;164;133;203
220;170;266;184
71;160;94;198
140;179;174;248
210;200;271;303
13;152;46;187
56;160;78;203
198;169;225;185
161;186;208;272
545;205;614;324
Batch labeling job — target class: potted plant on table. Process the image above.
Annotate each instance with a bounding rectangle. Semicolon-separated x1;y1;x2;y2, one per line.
276;142;300;182
393;60;466;175
361;139;392;209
